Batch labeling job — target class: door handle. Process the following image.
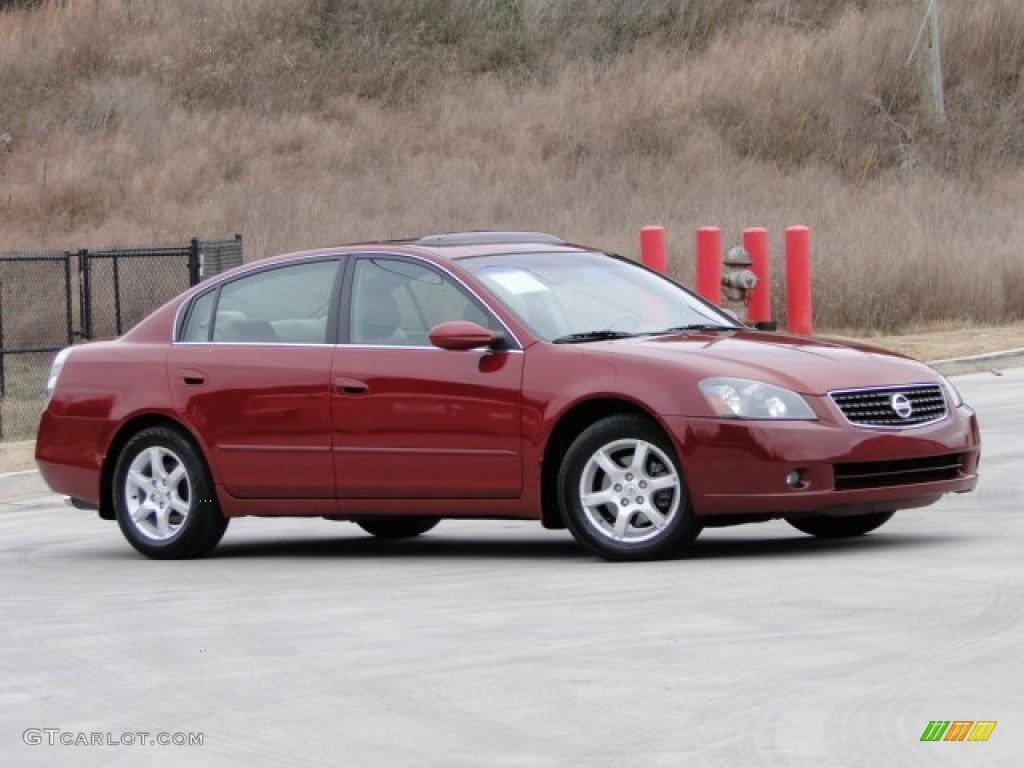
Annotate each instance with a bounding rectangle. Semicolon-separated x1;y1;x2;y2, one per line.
334;377;368;395
179;368;207;386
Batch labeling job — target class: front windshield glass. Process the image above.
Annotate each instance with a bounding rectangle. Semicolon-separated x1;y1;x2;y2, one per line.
460;251;739;342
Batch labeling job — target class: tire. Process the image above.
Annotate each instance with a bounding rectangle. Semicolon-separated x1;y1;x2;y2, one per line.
355;517;440;539
785;511;894;538
558;414;700;561
112;426;228;559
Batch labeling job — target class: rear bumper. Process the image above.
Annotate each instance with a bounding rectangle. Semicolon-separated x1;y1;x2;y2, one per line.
664;406;980;518
35;411;108;506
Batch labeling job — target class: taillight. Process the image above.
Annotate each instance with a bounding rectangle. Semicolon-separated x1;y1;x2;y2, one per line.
44;347;74;404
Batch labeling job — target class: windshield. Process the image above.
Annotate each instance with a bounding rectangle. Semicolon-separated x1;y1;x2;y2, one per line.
460;250;739;342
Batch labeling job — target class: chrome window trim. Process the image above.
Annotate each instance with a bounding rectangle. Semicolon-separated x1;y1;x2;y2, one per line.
342;343;524;354
173;341;337;349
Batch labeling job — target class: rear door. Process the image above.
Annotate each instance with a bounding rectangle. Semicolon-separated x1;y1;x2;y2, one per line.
169;258;341;499
331;255;523;500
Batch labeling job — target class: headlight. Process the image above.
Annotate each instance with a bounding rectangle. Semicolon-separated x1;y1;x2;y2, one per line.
935;372;964;408
44;347;73;403
699;377;817;420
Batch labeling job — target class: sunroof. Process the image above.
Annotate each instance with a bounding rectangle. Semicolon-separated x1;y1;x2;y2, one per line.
414;231;565;247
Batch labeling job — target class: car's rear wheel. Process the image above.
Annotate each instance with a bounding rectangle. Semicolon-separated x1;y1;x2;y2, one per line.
785;511;894;538
355;517;440;539
113;426;227;559
558;414;700;561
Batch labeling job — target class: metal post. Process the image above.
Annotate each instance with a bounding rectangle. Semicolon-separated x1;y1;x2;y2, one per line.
743;228;772;325
785;226;813;336
188;238;201;286
695;227;723;305
64;252;74;344
640;226;668;274
79;249;92;340
112;253;123;336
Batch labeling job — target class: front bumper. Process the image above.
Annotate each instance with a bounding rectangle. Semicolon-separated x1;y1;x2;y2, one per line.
664;405;980;518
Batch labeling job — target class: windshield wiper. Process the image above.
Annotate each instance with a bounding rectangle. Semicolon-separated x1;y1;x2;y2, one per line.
654;323;737;334
552;330;637;344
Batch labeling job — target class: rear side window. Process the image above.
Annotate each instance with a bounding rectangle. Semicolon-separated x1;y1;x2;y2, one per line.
181;260;338;344
181;290;216;342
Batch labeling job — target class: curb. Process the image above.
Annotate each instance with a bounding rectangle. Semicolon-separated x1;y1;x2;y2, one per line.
929;347;1024;376
0;469;52;503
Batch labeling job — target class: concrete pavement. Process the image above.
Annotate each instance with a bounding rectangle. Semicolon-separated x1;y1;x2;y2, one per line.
2;365;1021;767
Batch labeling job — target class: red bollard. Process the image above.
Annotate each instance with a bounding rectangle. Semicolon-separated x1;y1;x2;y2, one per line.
785;226;813;335
743;227;771;325
640;226;667;274
695;227;722;305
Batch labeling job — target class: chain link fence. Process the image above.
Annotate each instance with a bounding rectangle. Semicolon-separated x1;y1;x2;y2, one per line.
0;235;242;441
0;252;72;444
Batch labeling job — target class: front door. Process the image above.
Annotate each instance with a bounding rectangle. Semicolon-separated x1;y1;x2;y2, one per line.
332;256;523;499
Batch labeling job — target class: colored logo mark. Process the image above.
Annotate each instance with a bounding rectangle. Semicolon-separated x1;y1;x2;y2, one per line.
920;720;996;742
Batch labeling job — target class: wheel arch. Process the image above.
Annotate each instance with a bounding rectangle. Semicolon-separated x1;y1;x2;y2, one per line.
540;398;667;529
99;414;212;520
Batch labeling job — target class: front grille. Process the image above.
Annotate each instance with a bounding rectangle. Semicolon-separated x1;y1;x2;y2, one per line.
829;384;947;428
834;454;965;491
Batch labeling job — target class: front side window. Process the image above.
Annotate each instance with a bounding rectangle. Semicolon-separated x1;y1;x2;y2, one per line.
349;258;494;346
181;260;338;344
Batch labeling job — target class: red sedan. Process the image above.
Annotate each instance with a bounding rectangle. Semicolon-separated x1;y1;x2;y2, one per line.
36;232;980;561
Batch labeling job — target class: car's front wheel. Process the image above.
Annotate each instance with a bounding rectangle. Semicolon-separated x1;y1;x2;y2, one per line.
785;511;894;538
355;517;440;539
112;426;227;559
558;415;700;561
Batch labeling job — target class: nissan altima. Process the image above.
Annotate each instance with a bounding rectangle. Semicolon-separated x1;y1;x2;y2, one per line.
36;231;980;561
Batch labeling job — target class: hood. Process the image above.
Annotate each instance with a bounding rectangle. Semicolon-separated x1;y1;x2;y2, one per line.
589;330;938;395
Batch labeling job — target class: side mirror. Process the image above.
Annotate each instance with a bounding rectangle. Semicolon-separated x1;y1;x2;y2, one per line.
429;321;503;351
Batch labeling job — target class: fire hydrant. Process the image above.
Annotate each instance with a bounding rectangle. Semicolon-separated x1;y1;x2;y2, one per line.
721;244;758;303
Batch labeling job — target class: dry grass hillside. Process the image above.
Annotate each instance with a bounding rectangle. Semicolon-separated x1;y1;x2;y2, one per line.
1;0;1023;331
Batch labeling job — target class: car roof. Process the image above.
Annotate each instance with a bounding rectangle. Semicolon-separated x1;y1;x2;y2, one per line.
256;232;591;266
